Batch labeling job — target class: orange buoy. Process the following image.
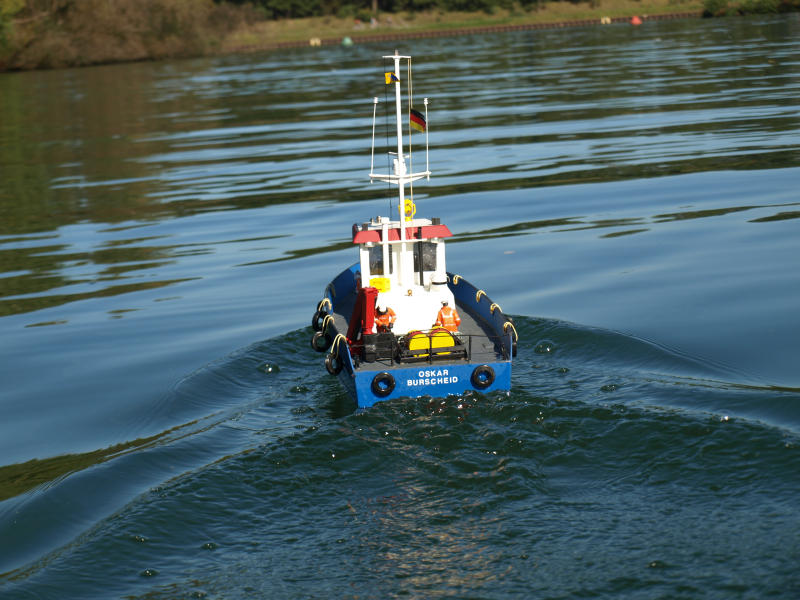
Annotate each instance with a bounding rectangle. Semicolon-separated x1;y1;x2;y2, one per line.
631;15;643;25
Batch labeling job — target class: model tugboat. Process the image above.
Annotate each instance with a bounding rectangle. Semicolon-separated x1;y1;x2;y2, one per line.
311;51;517;408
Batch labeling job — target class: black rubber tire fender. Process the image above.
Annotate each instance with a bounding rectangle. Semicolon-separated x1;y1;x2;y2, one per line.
311;309;327;332
371;371;396;397
325;353;343;375
471;364;495;390
311;330;332;352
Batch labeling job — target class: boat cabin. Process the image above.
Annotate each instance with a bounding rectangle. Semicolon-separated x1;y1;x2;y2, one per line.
352;216;456;335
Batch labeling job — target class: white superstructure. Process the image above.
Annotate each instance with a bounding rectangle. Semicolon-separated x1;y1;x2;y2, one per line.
356;51;454;334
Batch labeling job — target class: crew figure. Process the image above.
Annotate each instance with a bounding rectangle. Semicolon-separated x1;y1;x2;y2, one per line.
375;303;397;332
435;300;461;333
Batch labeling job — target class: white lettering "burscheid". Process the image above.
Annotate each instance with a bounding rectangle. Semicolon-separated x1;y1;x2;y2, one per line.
407;368;459;387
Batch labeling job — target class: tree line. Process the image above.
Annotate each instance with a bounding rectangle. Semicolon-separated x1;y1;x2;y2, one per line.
1;0;255;70
223;0;542;19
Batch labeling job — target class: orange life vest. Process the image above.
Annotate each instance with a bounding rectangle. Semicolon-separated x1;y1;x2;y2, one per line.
435;305;461;332
375;307;396;331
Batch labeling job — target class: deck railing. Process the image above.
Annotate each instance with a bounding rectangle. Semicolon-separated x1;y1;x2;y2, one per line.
361;329;509;366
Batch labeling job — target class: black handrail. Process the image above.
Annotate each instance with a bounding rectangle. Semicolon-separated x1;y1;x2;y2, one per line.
360;328;509;367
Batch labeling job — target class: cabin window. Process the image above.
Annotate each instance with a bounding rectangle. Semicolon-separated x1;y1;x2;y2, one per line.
369;245;392;275
414;242;437;273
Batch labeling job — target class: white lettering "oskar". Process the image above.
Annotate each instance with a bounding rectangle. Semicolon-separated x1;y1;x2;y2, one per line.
407;369;459;387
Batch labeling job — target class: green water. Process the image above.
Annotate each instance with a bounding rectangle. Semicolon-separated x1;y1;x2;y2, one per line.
1;14;799;599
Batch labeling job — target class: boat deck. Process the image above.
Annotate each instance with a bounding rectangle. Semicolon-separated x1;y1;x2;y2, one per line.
331;289;506;373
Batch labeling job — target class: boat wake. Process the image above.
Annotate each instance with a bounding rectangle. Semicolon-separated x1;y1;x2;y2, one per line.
2;316;798;587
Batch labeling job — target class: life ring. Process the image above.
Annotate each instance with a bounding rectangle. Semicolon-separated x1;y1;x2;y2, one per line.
471;364;495;390
311;330;331;352
325;353;343;375
371;371;396;397
404;199;416;221
312;309;327;331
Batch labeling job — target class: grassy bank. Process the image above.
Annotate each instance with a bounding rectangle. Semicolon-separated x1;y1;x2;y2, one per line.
220;0;703;52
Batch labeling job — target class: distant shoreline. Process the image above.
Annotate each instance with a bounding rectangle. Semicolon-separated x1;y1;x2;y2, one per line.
227;11;703;54
9;0;793;72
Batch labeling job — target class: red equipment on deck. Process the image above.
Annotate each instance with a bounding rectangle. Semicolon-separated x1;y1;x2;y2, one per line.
347;286;378;343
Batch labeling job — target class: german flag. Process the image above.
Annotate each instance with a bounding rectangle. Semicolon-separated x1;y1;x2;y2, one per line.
410;108;427;132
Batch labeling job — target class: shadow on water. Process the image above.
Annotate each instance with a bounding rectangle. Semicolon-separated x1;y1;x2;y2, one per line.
3;316;799;591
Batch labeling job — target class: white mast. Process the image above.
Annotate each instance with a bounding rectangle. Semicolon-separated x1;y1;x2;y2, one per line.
391;52;410;287
369;51;431;289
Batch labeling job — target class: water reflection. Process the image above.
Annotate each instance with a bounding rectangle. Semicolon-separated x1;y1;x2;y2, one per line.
0;231;194;316
0;424;180;502
1;17;799;318
750;210;800;223
4;189;797;318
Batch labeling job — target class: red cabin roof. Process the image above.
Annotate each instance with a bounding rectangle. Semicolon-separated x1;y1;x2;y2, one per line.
352;223;453;244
